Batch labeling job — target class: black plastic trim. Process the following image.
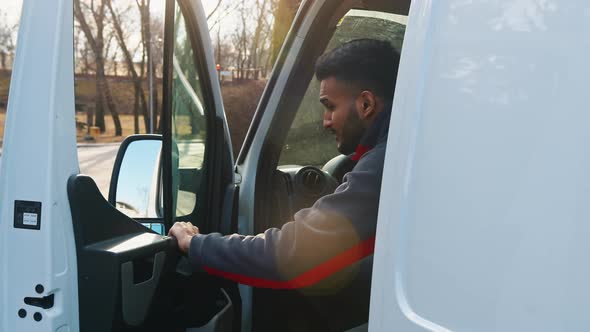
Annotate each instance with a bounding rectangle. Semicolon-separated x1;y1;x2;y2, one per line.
68;174;178;331
24;294;54;310
161;0;175;230
177;0;235;233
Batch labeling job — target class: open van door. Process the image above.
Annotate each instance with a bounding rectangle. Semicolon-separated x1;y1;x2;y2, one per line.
0;0;81;330
1;0;237;331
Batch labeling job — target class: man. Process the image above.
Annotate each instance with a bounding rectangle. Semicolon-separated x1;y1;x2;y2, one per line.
170;38;400;327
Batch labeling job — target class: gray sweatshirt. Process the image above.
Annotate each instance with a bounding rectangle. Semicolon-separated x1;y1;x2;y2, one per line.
188;111;389;290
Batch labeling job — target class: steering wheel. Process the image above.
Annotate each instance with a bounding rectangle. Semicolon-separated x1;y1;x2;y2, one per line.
321;154;356;184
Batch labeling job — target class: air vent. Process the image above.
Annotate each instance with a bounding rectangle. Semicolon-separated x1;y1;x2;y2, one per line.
280;171;293;195
297;167;326;194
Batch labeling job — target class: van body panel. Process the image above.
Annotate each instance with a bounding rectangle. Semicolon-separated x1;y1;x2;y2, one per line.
0;0;80;331
370;0;590;331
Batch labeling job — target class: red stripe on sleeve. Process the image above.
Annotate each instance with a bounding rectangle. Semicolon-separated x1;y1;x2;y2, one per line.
203;236;376;289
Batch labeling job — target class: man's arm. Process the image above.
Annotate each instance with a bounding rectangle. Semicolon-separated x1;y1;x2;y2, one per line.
171;148;385;289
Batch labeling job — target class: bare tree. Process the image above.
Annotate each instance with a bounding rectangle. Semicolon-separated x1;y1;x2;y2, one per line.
259;12;275;78
0;10;17;70
136;0;164;133
270;0;301;65
209;0;277;80
74;28;89;74
214;30;234;75
207;0;224;21
208;1;241;32
248;0;271;79
232;0;251;80
74;0;123;135
107;0;150;134
103;27;116;74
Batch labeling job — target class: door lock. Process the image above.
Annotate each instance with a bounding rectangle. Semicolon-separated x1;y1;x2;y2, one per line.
24;294;54;309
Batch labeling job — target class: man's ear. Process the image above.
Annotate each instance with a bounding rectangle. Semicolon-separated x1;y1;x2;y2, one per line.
356;90;377;120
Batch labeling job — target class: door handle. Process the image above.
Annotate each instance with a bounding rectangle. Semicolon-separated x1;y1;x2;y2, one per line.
120;251;166;326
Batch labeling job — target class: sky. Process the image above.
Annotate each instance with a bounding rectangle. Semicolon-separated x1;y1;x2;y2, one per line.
0;0;240;38
0;0;22;26
0;0;259;67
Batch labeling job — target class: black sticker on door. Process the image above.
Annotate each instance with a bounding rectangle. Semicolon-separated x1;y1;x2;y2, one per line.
14;200;42;230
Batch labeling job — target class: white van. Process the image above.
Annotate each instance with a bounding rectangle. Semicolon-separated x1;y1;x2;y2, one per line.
2;0;589;331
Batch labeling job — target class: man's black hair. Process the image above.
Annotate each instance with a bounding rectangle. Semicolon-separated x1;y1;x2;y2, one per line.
315;39;400;106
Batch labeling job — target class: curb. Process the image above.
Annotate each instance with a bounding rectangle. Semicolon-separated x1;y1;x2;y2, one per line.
77;143;121;148
0;143;120;155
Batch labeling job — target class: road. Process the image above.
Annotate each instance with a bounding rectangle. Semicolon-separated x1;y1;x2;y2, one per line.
0;143;120;199
0;140;205;202
77;143;121;198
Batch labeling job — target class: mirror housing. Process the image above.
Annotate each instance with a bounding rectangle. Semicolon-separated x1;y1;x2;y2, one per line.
109;135;163;219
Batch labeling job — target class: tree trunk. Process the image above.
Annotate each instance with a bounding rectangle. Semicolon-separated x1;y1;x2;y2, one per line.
107;0;150;133
140;0;153;132
250;0;268;81
74;0;110;132
86;105;94;128
102;79;123;136
134;88;140;134
113;53;118;76
95;54;107;132
152;82;162;132
95;2;107;132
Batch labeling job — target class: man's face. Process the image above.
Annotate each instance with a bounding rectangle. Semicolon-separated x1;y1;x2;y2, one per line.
320;77;366;155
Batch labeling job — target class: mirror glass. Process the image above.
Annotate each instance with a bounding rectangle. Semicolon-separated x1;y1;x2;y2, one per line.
115;140;162;218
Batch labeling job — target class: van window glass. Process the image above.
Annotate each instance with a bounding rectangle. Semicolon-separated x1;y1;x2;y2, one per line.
72;1;165;198
278;9;406;167
170;1;208;218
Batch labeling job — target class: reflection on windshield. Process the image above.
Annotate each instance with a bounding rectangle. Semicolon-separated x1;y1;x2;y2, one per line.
279;11;406;167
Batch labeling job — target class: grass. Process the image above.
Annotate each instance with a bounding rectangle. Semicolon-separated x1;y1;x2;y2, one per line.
75;112;152;143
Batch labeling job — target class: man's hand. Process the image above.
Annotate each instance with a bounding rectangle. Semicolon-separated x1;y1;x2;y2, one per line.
168;222;200;254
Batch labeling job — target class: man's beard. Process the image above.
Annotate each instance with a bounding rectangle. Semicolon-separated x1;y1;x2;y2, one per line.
337;103;366;155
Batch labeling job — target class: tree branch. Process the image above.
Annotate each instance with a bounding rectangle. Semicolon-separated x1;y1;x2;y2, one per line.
207;0;223;21
208;2;241;31
74;0;98;52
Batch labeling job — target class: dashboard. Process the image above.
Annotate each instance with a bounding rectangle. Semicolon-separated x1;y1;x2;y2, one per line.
269;154;354;226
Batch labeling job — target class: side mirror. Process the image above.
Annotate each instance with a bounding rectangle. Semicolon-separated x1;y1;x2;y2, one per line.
109;135;163;219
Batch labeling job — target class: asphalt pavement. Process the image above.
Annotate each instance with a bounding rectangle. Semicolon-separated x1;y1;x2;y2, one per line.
77;143;121;198
0;141;204;202
0;143;120;199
